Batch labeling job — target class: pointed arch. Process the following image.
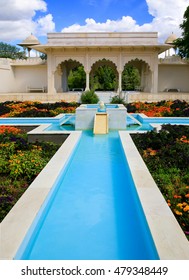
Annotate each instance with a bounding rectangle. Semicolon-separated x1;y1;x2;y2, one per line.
90;58;118;73
122;58;152;92
90;58;118;91
55;59;86;92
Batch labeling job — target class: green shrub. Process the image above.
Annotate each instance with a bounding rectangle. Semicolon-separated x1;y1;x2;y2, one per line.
80;90;99;104
9;148;49;180
110;95;126;106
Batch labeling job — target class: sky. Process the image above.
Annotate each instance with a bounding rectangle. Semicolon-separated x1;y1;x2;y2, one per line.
1;0;189;45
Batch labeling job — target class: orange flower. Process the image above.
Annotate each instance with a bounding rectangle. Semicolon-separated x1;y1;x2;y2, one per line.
183;205;189;212
173;195;182;199
0;126;21;134
185;194;189;198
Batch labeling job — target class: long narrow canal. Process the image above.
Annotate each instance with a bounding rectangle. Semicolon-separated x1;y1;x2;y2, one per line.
17;131;158;260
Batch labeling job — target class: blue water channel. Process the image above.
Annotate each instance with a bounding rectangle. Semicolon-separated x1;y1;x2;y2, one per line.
16;131;159;260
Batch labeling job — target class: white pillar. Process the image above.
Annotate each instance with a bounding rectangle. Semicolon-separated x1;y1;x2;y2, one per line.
57;65;63;92
141;64;146;91
85;71;90;91
118;71;122;97
151;58;158;93
50;71;56;94
47;52;56;94
62;64;68;92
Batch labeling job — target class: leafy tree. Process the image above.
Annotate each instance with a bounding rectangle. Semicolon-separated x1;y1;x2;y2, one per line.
0;42;26;59
68;66;86;89
91;65;117;91
122;65;140;90
174;6;189;58
67;63;140;91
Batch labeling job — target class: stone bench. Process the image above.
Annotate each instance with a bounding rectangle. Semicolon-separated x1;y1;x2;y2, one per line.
71;88;84;91
27;86;46;93
164;88;180;92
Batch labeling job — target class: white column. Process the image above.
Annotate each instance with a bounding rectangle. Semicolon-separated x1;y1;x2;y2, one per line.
47;52;56;94
62;64;68;92
118;71;122;97
151;58;158;93
50;71;56;94
141;64;145;91
85;71;90;91
56;64;63;92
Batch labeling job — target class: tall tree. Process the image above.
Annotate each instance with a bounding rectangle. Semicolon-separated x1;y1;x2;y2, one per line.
91;66;117;91
174;6;189;58
0;42;26;59
68;66;86;89
122;65;140;90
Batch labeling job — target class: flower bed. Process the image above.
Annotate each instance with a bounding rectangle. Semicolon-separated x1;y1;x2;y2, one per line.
127;100;189;117
1;100;189;237
0;100;79;117
131;125;189;238
0;126;60;222
0;99;188;118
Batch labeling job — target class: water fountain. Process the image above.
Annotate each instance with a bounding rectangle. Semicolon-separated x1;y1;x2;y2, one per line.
75;103;127;130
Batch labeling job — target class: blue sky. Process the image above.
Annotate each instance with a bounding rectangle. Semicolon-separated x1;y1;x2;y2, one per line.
42;0;153;30
1;0;189;44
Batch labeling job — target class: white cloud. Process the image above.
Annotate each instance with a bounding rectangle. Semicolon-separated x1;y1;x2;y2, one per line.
0;0;46;20
36;14;55;36
146;0;188;18
62;0;189;43
2;0;189;44
63;16;139;33
0;0;55;42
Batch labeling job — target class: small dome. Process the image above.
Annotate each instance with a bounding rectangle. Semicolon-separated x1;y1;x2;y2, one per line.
165;33;177;44
19;34;40;46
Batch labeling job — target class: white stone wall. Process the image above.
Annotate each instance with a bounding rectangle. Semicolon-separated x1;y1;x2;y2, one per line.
0;59;15;92
158;64;189;92
0;58;47;93
14;65;47;93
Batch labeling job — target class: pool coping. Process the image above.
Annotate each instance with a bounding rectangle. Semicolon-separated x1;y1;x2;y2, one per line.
1;123;189;259
119;131;189;260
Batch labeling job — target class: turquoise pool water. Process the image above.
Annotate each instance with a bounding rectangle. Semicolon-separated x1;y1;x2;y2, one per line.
87;104;119;109
15;131;159;260
46;114;154;131
1;113;188;132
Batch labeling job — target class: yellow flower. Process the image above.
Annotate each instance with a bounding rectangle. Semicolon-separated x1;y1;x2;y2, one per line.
174;209;183;216
177;203;183;209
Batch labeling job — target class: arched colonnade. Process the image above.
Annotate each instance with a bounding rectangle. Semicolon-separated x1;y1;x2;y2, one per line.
47;50;158;95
